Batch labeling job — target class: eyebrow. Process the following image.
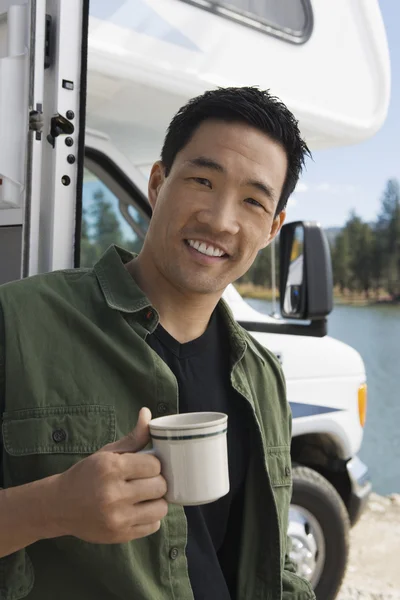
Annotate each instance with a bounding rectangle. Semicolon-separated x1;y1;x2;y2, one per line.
186;156;224;173
186;156;276;201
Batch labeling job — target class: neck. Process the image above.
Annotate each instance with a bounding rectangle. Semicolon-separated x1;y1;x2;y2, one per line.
126;252;221;343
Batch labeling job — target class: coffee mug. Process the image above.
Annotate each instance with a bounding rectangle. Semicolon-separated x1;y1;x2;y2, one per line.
145;412;229;506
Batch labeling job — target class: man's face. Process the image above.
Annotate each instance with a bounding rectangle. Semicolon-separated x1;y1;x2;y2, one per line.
145;119;288;295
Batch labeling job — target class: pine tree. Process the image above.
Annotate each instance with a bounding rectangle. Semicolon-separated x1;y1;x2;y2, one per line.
91;188;125;255
345;212;373;297
80;208;99;268
354;222;374;299
377;179;400;299
249;246;273;287
332;230;351;294
239;244;274;288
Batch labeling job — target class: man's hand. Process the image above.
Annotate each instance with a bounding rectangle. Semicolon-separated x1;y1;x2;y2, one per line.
52;407;168;544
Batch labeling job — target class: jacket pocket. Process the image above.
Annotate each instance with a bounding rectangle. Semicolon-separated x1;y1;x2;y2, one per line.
265;446;292;487
0;550;34;600
2;405;116;486
265;446;292;562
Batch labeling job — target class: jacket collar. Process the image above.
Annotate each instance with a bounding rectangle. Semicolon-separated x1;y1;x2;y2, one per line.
93;245;152;314
93;245;260;364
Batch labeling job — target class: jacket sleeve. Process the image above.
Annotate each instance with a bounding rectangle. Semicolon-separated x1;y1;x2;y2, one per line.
0;299;35;597
244;333;317;599
282;539;316;599
281;371;316;599
0;300;4;487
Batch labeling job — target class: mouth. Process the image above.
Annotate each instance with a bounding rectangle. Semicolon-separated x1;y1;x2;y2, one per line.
184;239;230;262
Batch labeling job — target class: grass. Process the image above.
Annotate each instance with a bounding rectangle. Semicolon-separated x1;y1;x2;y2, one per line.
234;283;395;306
234;283;277;301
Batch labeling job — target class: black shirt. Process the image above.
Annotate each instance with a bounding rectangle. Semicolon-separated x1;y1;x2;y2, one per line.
147;309;251;600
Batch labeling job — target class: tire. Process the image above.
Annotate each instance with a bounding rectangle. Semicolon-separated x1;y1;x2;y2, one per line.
289;466;350;600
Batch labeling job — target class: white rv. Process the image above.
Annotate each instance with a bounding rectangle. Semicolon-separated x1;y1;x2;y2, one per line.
0;1;390;598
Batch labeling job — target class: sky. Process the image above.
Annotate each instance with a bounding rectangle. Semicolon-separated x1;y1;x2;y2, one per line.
288;0;400;228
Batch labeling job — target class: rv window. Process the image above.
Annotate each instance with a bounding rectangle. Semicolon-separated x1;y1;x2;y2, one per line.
180;0;313;43
80;165;149;268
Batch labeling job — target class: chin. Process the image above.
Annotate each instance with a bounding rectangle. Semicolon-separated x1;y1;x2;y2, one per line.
176;275;227;296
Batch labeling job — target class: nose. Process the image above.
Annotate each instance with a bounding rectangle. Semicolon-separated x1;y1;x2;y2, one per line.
196;194;240;236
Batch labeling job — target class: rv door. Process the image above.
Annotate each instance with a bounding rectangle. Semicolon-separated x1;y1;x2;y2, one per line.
0;0;88;284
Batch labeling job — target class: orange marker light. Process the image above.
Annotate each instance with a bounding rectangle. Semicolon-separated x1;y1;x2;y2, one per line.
358;384;368;428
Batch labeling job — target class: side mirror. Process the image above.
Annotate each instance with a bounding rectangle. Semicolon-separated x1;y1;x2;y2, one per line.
280;222;333;320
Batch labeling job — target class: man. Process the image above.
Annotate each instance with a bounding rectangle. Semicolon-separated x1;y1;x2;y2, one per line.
0;87;315;599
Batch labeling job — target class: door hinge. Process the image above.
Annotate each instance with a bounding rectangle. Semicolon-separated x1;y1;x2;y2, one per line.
29;104;44;140
44;14;52;69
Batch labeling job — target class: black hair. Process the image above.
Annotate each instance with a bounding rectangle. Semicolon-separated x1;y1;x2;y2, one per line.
161;86;311;216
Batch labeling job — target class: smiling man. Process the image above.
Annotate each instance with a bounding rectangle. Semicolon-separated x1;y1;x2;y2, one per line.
131;117;287;341
0;87;314;600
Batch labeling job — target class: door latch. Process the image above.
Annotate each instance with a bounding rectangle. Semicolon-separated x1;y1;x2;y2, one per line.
46;114;75;148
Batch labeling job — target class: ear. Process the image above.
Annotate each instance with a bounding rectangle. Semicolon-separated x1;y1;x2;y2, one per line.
148;161;166;211
260;210;286;249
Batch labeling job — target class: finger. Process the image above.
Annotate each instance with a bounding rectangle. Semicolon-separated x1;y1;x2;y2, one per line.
130;521;162;540
126;474;168;503
119;453;162;480
131;498;169;527
132;406;152;451
102;407;152;454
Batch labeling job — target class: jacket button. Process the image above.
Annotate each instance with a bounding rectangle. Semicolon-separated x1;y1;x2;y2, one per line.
52;429;67;443
157;402;168;416
285;466;291;477
169;547;179;560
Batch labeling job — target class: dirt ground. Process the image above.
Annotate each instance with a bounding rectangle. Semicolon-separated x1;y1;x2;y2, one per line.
337;493;400;600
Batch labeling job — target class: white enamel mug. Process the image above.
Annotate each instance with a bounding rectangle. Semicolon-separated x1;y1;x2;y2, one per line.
147;412;229;506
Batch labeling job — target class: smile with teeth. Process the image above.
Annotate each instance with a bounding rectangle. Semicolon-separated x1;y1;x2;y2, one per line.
186;239;227;258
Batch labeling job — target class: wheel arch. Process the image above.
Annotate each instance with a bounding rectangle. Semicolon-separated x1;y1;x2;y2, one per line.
291;433;352;517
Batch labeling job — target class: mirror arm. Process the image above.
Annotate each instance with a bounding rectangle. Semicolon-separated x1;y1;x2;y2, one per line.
237;318;328;338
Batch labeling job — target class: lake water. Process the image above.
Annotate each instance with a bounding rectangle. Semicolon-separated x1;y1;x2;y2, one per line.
246;299;400;495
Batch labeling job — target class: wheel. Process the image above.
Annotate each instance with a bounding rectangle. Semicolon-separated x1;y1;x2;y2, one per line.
288;466;350;600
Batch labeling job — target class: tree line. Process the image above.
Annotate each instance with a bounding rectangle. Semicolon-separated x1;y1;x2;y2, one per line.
81;188;145;268
331;178;400;300
239;178;400;302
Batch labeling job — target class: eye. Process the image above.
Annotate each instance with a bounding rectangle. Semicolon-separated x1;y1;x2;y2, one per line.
245;198;265;210
193;177;212;188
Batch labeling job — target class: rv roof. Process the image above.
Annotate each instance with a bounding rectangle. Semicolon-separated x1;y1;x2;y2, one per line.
86;0;390;168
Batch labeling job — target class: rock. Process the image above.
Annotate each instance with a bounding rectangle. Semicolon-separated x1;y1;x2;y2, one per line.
368;501;386;513
337;492;400;599
368;493;392;511
388;494;400;507
337;586;400;600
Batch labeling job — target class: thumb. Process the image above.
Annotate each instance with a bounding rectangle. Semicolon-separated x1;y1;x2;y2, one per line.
101;407;152;454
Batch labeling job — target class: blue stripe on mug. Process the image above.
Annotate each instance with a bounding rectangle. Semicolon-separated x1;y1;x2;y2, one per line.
151;427;228;441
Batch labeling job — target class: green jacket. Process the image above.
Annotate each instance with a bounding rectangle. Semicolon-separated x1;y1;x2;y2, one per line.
0;246;315;600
